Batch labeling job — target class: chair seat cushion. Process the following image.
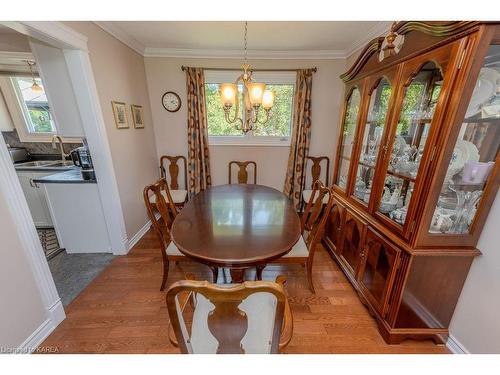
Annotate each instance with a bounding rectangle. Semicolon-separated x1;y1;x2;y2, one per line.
189;291;278;354
283;235;309;258
165;240;184;256
149;189;187;205
302;189;329;204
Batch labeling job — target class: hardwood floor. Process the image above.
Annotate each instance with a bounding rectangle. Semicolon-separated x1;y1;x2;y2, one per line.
41;228;449;354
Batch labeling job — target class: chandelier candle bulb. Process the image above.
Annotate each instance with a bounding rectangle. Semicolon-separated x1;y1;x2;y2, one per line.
220;83;237;107
262;90;275;110
248;82;266;106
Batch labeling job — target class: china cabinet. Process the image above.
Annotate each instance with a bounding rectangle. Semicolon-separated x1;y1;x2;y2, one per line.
325;21;500;344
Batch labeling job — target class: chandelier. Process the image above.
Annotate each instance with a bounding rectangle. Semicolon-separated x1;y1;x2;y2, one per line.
26;60;43;93
219;22;275;133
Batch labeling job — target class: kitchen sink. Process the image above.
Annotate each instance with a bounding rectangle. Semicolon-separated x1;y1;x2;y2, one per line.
15;160;75;171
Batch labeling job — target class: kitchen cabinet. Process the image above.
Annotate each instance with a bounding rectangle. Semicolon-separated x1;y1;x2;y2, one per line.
17;170;54;227
325;22;499;344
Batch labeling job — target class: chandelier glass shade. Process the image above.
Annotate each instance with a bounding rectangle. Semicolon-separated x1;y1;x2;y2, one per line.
219;23;275;133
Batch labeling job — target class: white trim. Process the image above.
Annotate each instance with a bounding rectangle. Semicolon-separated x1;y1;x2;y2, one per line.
62;49;128;255
0;51;35;64
144;47;347;59
0;22;88;51
0;133;65;345
344;21;393;59
0;76;81;143
94;22;145;56
127;219;152;251
91;21;391;60
447;334;469;354
209;136;291;147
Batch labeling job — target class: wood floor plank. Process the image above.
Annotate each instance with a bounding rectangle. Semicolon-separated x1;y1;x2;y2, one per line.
40;228;449;354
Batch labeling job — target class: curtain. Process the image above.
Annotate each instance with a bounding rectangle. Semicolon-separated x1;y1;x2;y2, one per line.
283;69;314;210
185;67;212;195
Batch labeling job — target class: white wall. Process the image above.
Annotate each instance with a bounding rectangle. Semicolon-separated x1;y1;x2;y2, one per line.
449;191;500;353
144;57;345;190
0;178;47;348
65;22;159;239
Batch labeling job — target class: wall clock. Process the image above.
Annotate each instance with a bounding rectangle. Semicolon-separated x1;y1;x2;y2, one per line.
162;91;181;112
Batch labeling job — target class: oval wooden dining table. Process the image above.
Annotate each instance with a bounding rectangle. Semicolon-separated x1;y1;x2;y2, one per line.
171;184;301;283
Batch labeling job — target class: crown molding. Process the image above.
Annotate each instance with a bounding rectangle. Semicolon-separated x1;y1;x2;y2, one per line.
94;21;393;60
94;21;145;55
344;21;393;59
143;47;347;59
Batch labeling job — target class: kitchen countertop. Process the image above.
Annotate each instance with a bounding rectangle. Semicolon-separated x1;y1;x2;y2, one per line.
32;168;97;184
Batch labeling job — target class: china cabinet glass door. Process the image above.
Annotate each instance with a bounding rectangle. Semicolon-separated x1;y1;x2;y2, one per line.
428;44;500;235
376;61;444;227
352;78;393;206
336;87;362;190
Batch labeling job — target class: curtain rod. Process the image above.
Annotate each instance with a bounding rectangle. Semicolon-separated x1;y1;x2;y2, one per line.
181;66;317;73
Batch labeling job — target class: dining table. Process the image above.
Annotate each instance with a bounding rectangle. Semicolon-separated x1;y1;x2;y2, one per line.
170;184;301;283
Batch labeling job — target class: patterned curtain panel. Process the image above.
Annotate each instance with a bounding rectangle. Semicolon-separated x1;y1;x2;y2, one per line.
283;69;314;210
185;67;212;195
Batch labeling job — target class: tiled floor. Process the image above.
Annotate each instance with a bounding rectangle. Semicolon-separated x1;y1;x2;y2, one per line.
48;251;115;306
41;228;448;353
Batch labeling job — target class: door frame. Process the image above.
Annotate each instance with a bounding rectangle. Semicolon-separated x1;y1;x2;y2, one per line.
0;21;128;349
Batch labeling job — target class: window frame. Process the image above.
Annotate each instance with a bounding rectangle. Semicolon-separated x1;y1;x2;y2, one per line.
204;70;296;147
0;76;80;143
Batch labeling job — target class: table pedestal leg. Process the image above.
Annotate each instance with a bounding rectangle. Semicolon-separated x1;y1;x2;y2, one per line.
256;265;265;280
230;268;246;283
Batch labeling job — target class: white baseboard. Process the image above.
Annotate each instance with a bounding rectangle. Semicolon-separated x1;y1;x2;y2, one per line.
447;334;469;354
16;299;66;353
126;219;152;252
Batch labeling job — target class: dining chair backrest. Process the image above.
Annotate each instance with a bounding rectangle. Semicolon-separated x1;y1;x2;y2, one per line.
300;180;334;251
166;279;287;354
160;155;188;190
143;178;178;247
228;161;257;184
305;156;330;189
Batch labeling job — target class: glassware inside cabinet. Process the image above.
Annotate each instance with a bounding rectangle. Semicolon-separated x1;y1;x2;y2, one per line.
353;79;392;205
429;44;500;234
336;88;362;190
377;61;444;225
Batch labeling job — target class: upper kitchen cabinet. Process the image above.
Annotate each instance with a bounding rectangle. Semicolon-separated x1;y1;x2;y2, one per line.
29;41;85;138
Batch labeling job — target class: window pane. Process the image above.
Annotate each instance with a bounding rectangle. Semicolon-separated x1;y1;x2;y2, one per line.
205;83;243;136
13;77;55;133
253;84;294;137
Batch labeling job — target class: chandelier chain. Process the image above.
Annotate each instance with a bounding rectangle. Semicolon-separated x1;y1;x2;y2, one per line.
244;21;248;66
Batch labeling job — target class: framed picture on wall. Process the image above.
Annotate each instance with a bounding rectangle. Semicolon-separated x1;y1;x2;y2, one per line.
131;104;144;129
111;101;129;129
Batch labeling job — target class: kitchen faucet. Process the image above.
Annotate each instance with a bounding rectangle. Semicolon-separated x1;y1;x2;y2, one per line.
51;135;69;161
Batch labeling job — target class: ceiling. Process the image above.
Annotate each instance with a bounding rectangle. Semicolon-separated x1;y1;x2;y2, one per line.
95;21;392;58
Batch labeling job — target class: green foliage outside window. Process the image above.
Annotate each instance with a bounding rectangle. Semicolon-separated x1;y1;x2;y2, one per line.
28;107;53;133
204;83;294;137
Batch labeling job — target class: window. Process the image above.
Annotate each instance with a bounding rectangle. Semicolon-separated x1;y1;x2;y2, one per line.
204;70;295;146
11;76;56;134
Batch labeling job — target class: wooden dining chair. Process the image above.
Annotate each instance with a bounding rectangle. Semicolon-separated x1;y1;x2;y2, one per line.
267;180;334;293
144;178;205;291
301;156;330;210
159;155;188;206
166;275;293;354
228;161;257;184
